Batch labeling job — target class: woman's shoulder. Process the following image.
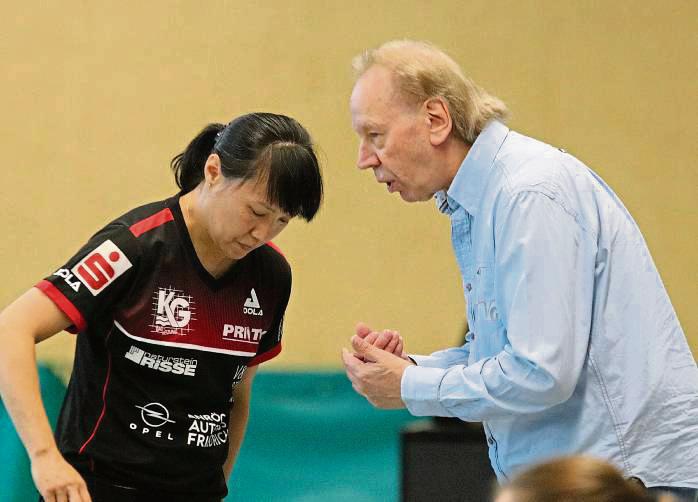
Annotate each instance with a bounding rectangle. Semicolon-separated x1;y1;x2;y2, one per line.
253;242;292;278
105;197;177;233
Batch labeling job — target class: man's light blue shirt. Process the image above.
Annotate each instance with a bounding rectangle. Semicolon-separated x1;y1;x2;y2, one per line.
401;120;698;487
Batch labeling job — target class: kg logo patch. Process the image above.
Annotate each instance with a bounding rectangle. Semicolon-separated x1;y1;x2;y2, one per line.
150;287;196;336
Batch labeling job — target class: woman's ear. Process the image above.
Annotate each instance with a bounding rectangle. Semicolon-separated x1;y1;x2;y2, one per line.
203;153;223;186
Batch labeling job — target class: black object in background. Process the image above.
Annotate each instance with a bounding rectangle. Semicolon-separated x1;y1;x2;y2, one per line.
401;323;495;501
401;419;495;502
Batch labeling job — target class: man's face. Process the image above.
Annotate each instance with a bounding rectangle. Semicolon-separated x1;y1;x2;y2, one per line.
350;65;442;202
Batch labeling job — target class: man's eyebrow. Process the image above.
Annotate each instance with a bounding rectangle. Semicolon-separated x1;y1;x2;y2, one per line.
358;119;382;132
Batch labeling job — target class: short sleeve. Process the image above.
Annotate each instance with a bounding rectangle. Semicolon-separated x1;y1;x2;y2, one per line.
247;267;291;367
35;223;142;334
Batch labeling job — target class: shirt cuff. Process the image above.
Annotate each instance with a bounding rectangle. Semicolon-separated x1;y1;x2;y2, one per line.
408;354;446;368
401;364;452;417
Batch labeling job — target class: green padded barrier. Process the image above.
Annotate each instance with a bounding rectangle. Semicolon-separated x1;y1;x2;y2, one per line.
226;371;419;501
1;368;419;501
0;366;65;501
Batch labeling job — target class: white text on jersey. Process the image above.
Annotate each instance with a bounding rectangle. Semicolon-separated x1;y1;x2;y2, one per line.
222;324;267;342
125;345;197;376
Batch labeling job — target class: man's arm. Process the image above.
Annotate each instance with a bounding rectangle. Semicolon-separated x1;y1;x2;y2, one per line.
349;191;595;419
401;190;595;419
0;288;91;501
354;322;471;368
223;365;258;481
409;342;471;368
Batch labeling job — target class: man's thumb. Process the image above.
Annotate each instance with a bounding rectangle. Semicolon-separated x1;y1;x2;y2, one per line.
352;335;379;361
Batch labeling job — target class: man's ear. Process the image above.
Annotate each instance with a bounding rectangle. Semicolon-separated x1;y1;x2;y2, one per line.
203;154;223;185
425;97;453;147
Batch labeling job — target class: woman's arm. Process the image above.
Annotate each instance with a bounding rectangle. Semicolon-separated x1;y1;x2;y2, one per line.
0;287;91;502
223;365;258;481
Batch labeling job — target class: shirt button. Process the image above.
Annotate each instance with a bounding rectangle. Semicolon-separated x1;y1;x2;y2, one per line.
487;437;494;445
465;283;472;292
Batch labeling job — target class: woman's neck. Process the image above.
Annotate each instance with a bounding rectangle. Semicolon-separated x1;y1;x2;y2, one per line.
179;190;236;279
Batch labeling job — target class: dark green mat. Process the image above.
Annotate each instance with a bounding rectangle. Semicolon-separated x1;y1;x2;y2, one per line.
1;368;418;501
0;366;65;502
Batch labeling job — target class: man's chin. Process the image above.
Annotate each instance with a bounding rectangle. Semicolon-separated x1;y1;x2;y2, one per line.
399;190;432;203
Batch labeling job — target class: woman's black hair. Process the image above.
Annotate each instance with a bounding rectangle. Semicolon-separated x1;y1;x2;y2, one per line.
170;113;323;221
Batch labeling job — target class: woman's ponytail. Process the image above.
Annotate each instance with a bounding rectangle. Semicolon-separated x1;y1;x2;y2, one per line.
170;123;224;193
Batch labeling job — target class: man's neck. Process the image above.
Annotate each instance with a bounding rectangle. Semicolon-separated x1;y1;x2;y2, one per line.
441;138;471;191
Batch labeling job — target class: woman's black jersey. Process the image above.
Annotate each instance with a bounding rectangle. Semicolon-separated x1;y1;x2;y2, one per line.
36;194;290;497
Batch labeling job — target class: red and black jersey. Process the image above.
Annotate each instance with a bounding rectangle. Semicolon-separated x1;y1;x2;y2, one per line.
36;194;291;497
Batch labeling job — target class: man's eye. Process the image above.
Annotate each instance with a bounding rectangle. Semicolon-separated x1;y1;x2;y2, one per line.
251;208;265;217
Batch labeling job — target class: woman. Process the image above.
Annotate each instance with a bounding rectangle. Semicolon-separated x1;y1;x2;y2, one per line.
494;455;679;502
0;113;323;501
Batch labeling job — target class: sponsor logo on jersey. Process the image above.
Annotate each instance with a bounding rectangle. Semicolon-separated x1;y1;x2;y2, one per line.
125;346;197;376
53;268;82;292
222;324;266;343
229;365;247;398
187;411;228;448
71;240;132;296
243;288;263;316
130;402;175;441
150;287;196;336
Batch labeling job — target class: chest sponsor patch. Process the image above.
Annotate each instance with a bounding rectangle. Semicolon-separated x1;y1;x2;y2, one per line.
222;324;266;343
125;345;197;376
130;402;175;441
71;240;132;296
187;412;228;448
150;287;196;336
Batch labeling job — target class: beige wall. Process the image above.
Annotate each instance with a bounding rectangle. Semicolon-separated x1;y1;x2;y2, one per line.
1;1;695;375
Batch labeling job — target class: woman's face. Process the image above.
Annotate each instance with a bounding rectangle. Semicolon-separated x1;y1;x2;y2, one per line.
202;174;292;261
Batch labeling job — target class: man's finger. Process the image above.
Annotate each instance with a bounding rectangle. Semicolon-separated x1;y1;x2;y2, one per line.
341;347;363;370
351;335;383;363
396;336;404;357
374;331;392;350
384;331;400;353
355;322;373;338
364;332;379;345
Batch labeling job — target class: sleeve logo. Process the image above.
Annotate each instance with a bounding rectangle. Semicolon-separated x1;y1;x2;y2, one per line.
71;240;132;296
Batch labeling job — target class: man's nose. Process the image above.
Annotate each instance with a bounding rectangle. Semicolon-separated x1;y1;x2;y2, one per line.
357;141;379;170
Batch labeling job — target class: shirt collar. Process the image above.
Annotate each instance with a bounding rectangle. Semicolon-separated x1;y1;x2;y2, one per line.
438;120;509;216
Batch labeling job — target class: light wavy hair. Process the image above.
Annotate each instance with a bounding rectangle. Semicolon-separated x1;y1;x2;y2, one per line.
496;455;674;502
352;40;509;144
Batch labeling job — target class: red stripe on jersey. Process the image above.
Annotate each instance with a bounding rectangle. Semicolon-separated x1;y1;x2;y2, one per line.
35;280;86;333
248;343;282;367
266;241;285;257
79;338;113;455
129;208;174;237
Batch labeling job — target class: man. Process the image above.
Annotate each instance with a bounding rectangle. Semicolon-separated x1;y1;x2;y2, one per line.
342;40;698;499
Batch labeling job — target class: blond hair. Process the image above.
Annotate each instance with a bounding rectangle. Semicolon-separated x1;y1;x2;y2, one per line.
352;40;509;144
497;455;675;502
